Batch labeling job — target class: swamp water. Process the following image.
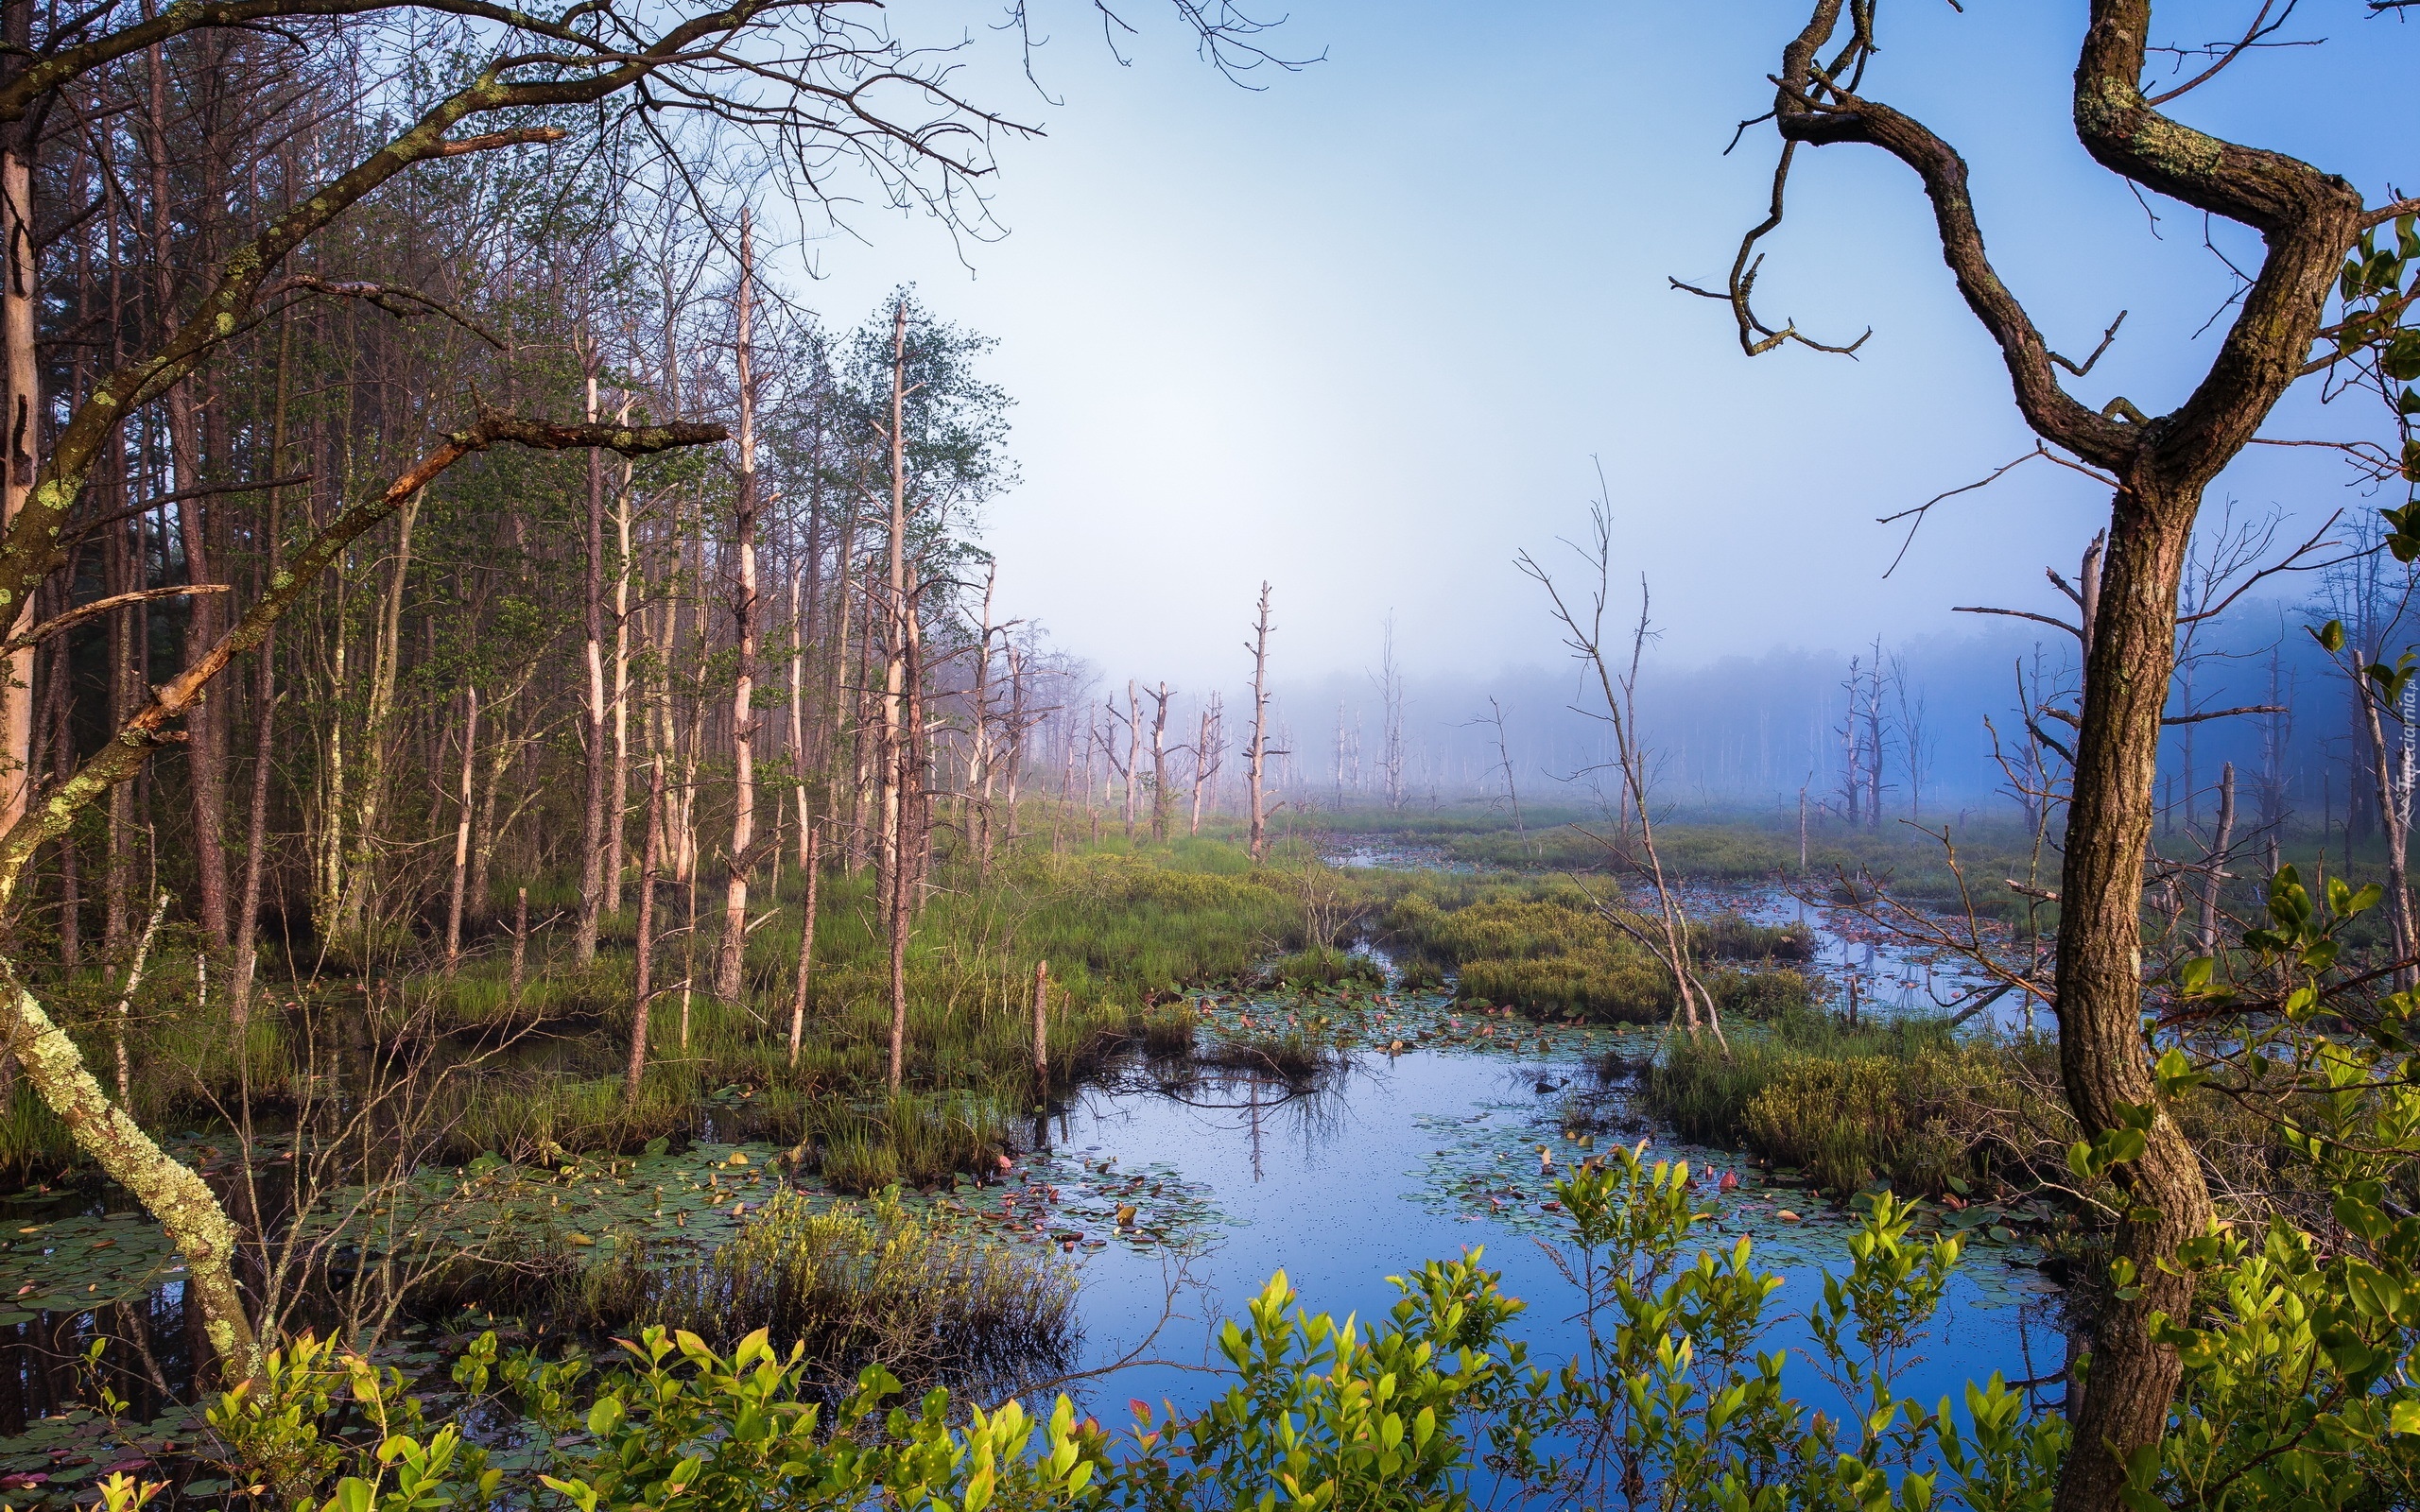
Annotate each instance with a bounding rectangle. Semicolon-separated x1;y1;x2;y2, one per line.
1036;984;2068;1426
0;893;2068;1497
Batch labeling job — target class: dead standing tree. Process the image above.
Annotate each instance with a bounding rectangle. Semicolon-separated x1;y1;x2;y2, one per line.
1189;691;1224;835
1518;499;1726;1052
1146;679;1174;842
1244;582;1276;861
1684;5;2420;1501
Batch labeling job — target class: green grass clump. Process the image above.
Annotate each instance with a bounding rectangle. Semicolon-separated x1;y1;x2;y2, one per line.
1693;914;1816;962
1266;947;1382;990
1198;1026;1337;1086
1131;1007;1199;1058
1644;1011;2067;1197
579;1188;1076;1392
0;1085;71;1180
1455;948;1671;1022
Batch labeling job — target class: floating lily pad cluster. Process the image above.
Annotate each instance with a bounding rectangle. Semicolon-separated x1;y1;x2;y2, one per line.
0;1213;176;1321
286;1140;799;1266
1184;983;1633;1063
907;1151;1231;1258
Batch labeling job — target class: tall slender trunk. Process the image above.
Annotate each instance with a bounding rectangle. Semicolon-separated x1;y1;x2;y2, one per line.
443;689;477;969
0;116;33;840
1122;680;1139;841
607;391;635;916
969;567;994;876
788;815;818;1066
45;613;74;968
789;568;810;868
327;493;415;952
2359;687;2415;979
2197;762;2236;954
142;39;228;945
1246;583;1273;861
576;350;607;964
903;555;931;910
626;757;664;1105
1004;647;1027;853
880;302;911;1089
1148;681;1172;843
716;215;759;1003
230;321;290;1022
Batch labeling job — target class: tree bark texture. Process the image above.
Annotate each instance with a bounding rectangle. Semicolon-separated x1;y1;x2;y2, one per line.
1747;8;2371;1504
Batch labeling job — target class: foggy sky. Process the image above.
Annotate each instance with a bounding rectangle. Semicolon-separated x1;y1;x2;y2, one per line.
764;2;2417;693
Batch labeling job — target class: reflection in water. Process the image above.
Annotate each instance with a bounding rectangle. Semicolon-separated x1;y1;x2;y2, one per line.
1046;1026;2066;1430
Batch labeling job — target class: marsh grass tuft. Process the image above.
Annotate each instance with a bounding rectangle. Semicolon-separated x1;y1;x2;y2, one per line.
1644;1010;2068;1196
1197;1025;1338;1085
579;1188;1076;1393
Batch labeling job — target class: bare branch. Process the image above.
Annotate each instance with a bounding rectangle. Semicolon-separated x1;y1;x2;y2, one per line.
0;584;230;655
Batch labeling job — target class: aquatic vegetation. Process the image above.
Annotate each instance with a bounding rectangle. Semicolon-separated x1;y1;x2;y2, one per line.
1374;878;1817;1024
1645;1012;2070;1197
1196;1025;1338;1085
1128;1005;1198;1058
1260;946;1382;989
576;1189;1077;1392
802;1092;1013;1194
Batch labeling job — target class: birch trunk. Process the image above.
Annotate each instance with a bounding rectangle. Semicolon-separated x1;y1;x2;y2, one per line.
607;391;635;916
880;302;911;1090
716;215;761;1003
576;349;607;964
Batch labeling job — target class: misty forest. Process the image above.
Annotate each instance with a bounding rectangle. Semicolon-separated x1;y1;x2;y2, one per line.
0;3;2414;1511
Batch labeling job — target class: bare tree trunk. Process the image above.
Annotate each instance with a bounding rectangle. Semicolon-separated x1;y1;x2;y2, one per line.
2358;687;2416;976
627;757;664;1105
1030;957;1048;1098
48;640;73;969
510;886;527;1001
0;79;33;840
2052;495;2217;1508
904;556;933;909
607;391;635;917
880;301;912;1090
1123;680;1140;842
2198;761;2235;954
1246;584;1274;861
787;814;818;1066
788;568;809;869
576;346;607;965
230;324;290;1024
444;688;477;970
1004;648;1028;852
968;564;995;877
715;215;760;1002
1147;680;1172;843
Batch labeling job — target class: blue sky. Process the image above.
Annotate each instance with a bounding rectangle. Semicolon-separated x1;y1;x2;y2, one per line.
769;1;2419;686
